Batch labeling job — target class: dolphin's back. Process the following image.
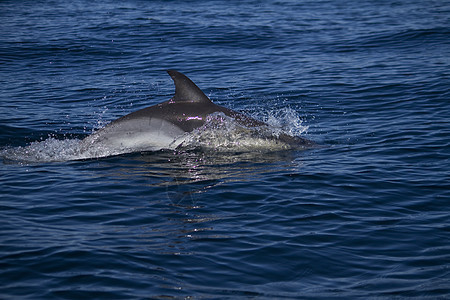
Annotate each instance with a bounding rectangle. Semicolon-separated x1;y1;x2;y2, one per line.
106;68;267;132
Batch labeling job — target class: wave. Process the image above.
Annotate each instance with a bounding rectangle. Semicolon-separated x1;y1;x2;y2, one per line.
332;27;449;52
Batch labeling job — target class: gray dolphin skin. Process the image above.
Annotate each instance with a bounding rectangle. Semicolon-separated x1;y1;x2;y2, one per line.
81;70;313;153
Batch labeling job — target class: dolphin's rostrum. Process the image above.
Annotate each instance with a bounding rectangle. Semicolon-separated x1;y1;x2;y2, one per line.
81;70;313;155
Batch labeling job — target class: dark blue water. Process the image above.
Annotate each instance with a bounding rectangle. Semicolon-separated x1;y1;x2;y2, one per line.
1;0;449;298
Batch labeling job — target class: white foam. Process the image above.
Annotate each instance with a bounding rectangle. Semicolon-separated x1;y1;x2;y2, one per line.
260;106;309;137
178;111;307;152
1;138;84;163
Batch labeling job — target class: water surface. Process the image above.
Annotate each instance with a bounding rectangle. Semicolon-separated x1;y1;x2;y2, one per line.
1;0;449;298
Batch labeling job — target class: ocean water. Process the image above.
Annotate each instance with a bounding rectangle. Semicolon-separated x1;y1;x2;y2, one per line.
1;0;449;298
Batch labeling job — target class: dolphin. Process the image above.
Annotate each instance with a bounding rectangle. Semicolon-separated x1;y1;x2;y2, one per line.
81;70;313;154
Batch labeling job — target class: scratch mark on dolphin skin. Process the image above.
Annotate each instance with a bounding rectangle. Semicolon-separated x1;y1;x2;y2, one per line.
186;116;202;121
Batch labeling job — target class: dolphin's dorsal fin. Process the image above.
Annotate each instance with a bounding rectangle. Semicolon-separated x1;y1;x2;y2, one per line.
167;70;212;103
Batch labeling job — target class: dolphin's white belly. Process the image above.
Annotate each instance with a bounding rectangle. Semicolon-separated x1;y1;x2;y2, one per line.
81;118;185;155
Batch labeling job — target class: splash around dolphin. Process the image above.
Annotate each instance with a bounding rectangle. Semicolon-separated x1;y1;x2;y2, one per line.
81;70;314;156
